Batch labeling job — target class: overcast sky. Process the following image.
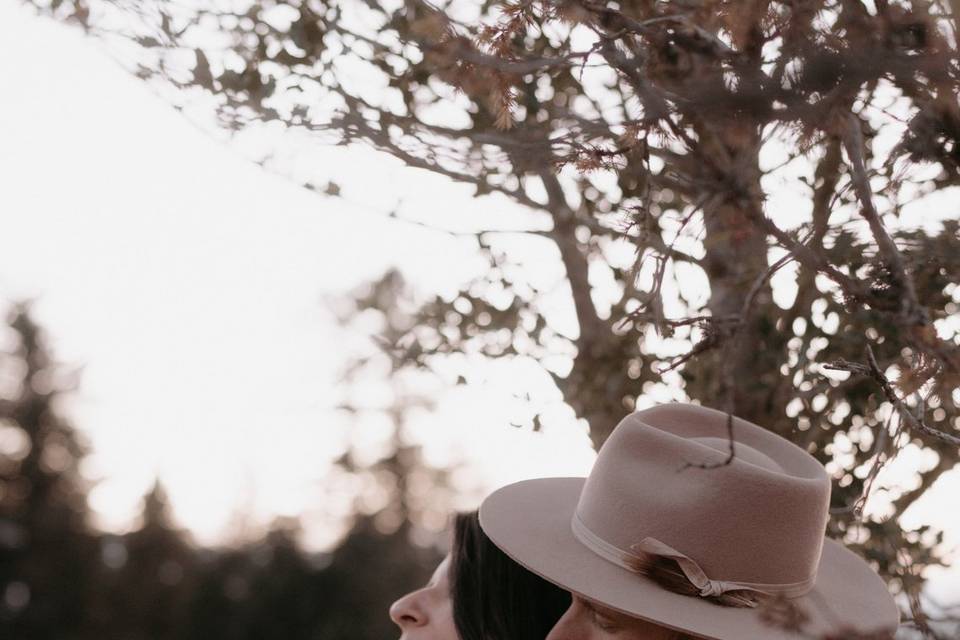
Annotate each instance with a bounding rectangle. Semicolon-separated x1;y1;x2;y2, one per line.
0;2;957;602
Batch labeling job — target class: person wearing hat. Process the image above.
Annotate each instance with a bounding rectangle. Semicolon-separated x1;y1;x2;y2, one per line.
478;402;900;640
389;510;570;639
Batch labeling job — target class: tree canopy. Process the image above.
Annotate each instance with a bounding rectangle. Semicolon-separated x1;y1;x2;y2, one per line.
23;0;960;635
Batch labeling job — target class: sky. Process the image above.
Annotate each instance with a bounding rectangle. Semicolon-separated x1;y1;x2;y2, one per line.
0;2;957;602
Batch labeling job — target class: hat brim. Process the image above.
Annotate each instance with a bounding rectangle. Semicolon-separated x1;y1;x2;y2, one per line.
478;477;899;640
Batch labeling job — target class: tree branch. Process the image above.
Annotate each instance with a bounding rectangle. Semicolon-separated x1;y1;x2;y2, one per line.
823;344;960;448
842;114;922;321
539;171;606;343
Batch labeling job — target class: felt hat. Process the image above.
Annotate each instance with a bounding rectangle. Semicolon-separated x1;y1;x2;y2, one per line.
478;402;899;639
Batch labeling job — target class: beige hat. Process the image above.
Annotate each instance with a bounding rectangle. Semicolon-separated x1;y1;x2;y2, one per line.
478;402;899;639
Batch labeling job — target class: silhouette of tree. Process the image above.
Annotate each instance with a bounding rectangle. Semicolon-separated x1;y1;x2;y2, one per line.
0;302;95;638
85;480;196;639
321;268;455;639
0;300;449;640
180;547;253;640
232;520;322;639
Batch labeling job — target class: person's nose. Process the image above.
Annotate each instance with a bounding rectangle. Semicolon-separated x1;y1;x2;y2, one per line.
389;588;428;629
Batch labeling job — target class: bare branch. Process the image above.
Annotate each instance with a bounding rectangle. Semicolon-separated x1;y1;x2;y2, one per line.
823;345;960;448
842;114;922;320
679;410;737;471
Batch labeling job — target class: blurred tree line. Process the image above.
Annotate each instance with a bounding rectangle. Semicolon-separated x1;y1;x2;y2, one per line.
0;301;443;640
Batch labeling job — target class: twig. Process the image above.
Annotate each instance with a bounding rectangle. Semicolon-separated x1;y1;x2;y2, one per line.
829;410;899;519
742;201;871;303
679;411;737;471
822;345;960;448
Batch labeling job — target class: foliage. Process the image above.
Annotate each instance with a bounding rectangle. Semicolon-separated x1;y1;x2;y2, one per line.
20;0;960;635
0;303;95;638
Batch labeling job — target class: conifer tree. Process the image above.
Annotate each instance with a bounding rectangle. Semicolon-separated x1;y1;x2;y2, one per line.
0;302;94;638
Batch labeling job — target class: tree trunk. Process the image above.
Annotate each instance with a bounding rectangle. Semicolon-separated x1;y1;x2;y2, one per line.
682;121;787;433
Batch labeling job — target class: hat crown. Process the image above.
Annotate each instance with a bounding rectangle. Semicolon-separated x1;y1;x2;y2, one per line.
574;403;831;589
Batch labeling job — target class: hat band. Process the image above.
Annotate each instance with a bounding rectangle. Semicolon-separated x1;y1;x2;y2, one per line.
571;511;816;600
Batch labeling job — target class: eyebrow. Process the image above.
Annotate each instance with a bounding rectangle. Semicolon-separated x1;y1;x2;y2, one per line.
579;597;626;622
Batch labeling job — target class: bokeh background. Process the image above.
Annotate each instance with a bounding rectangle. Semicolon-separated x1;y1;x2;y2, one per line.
1;4;599;638
1;2;958;639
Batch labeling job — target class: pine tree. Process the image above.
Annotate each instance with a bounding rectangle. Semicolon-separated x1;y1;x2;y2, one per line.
0;302;95;639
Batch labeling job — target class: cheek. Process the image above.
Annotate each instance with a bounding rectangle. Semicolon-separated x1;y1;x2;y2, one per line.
419;588;457;640
436;597;459;640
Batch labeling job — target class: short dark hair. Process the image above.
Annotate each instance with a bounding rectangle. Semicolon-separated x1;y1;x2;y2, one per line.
448;510;570;640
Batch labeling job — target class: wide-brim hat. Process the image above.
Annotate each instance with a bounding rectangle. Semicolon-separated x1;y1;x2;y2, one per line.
478;403;899;639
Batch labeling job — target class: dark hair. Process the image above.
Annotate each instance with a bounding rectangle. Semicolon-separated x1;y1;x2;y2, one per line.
448;510;570;640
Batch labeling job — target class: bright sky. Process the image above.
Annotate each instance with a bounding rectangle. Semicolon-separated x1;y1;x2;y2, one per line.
0;2;957;603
